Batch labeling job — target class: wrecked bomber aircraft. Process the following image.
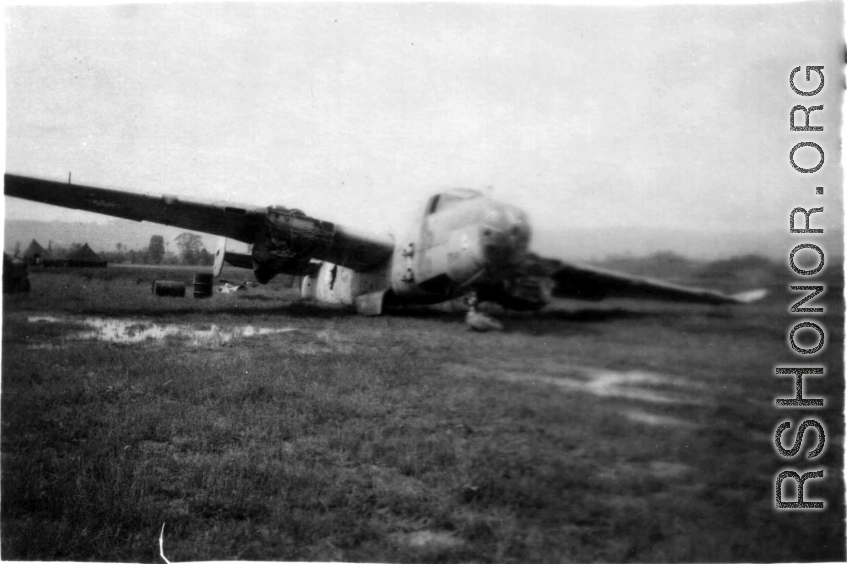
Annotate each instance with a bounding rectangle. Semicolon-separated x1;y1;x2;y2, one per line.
4;174;766;324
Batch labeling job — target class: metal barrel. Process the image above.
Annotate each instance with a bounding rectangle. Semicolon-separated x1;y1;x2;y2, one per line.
152;280;186;297
193;272;214;299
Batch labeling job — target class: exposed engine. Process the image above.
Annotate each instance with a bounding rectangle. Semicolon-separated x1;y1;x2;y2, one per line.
250;206;336;282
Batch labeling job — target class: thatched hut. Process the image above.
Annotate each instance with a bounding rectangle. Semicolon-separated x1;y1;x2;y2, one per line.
22;239;50;265
62;243;107;268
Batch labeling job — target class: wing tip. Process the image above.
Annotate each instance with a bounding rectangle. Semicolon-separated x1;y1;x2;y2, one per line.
729;288;768;304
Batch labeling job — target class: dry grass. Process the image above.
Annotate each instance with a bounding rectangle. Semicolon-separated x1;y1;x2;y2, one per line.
2;265;844;562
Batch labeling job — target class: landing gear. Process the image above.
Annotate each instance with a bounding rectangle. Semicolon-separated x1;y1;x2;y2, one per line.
464;291;503;332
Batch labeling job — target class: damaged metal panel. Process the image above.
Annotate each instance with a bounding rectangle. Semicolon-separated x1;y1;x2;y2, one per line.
251;206;336;276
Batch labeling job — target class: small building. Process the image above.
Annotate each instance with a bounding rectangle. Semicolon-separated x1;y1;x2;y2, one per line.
61;243;108;268
23;239;50;265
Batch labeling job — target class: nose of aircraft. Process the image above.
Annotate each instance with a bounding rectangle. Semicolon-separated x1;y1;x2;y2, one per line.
479;202;531;271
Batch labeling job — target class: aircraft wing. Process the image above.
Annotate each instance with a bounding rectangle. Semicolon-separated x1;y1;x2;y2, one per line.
525;254;765;305
5;173;266;242
4;173;394;272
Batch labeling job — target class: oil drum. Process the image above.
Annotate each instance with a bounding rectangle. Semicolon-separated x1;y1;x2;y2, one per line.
152;280;186;297
193;272;214;299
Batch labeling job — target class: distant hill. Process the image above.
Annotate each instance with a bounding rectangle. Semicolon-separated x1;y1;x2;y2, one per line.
592;252;788;289
531;225;843;263
591;251;709;281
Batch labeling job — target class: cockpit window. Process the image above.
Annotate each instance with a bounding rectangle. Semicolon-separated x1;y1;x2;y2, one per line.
427;188;482;215
427;195;440;215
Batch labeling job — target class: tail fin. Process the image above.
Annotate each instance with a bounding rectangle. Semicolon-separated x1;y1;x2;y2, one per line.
214;237;254;278
213;237;227;277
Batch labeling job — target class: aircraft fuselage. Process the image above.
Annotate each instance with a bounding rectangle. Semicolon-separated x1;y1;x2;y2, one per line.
297;189;534;313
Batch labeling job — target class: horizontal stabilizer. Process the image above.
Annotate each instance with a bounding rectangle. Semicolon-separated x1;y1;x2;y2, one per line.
213;237;253;277
224;251;254;270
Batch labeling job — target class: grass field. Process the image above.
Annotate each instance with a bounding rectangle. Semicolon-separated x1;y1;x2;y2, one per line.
2;264;844;562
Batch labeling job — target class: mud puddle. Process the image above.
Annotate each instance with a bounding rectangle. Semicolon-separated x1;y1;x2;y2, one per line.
390;530;465;551
623;409;699;428
446;362;705;405
27;315;298;346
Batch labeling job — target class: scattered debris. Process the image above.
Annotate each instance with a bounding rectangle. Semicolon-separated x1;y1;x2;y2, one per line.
466;309;504;332
217;282;248;294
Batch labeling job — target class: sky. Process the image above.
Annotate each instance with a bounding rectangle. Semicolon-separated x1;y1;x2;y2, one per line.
4;2;844;258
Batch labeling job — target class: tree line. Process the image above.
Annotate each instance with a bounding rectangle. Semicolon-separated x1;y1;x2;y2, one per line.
13;232;216;266
110;233;214;265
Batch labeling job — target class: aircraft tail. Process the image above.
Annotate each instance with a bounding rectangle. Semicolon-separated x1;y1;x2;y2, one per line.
213;238;227;277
